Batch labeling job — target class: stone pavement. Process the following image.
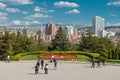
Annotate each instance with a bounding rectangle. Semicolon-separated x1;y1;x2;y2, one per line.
0;61;120;80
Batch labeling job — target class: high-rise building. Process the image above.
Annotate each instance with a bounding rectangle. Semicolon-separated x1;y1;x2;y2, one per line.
92;16;105;37
45;23;57;43
64;25;78;43
65;26;74;36
45;23;57;36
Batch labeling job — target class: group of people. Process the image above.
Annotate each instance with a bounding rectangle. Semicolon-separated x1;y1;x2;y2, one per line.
90;57;105;68
35;56;57;75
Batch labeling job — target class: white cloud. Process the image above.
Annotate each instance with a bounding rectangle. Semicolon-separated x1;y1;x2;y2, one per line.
34;6;54;13
1;0;33;5
34;6;41;12
48;10;54;12
6;8;20;12
34;6;46;12
12;20;29;25
106;22;120;26
22;21;40;25
13;20;21;25
32;20;40;24
0;12;7;21
107;1;120;6
12;20;40;25
23;21;30;25
22;11;28;14
54;1;79;8
25;13;52;20
0;2;7;9
109;13;116;17
65;9;80;14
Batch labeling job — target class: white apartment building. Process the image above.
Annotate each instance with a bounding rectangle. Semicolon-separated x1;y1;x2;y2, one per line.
92;16;105;37
64;26;74;36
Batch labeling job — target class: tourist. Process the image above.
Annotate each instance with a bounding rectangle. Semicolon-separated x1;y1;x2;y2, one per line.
53;58;57;70
102;58;105;66
37;56;40;63
35;64;39;74
44;63;48;74
7;55;10;63
37;56;40;67
91;57;95;68
97;57;101;68
49;58;53;63
41;59;44;69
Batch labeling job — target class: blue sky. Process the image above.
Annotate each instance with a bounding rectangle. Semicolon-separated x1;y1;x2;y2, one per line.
0;0;120;26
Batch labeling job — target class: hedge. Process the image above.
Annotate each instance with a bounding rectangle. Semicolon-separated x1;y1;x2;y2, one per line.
11;51;100;61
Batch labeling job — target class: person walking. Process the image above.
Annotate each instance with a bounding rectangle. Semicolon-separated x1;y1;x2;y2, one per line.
91;57;95;68
53;58;57;70
97;57;101;68
44;63;48;74
41;59;44;69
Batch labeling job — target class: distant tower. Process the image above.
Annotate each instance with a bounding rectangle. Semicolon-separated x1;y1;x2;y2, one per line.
92;16;105;37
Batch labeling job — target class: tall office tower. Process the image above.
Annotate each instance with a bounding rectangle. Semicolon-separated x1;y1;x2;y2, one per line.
45;23;57;43
92;16;105;37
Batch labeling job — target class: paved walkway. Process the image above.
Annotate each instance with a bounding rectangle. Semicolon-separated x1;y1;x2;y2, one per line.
0;61;120;80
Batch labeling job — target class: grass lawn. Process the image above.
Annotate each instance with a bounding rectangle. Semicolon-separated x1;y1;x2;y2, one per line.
19;54;120;64
20;54;40;60
106;59;120;64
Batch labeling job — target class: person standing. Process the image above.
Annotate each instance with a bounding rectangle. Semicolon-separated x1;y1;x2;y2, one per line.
37;56;40;67
35;64;39;74
41;59;44;69
37;56;40;63
44;63;48;74
102;58;105;66
97;57;101;68
53;58;57;70
7;55;10;63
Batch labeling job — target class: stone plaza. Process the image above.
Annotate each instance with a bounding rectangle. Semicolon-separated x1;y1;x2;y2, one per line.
0;61;120;80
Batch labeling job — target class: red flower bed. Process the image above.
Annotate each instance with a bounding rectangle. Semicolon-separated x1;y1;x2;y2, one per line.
41;55;77;59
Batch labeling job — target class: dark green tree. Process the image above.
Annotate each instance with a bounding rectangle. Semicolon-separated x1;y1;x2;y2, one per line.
79;31;108;58
116;39;120;59
49;27;72;51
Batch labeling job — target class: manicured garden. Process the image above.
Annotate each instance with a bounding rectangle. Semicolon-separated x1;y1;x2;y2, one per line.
11;51;99;61
7;50;120;64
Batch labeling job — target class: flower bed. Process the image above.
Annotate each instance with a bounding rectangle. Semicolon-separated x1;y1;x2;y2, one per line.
41;55;77;59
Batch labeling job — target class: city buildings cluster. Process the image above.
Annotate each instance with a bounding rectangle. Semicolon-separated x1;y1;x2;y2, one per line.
0;16;120;44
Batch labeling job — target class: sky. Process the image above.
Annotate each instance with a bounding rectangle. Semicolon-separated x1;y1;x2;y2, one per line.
0;0;120;26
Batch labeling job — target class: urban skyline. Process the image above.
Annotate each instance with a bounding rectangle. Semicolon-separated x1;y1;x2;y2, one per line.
1;0;120;26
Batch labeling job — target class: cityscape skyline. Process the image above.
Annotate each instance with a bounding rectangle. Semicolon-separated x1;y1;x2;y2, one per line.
1;0;120;26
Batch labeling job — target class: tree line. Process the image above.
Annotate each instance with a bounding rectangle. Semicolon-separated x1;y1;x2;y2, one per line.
0;27;120;60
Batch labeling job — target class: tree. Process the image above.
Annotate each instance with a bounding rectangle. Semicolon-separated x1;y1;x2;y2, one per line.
79;31;108;58
48;27;72;51
116;39;120;59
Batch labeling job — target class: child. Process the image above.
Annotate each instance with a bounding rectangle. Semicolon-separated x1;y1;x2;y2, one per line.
35;64;39;74
44;63;48;74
